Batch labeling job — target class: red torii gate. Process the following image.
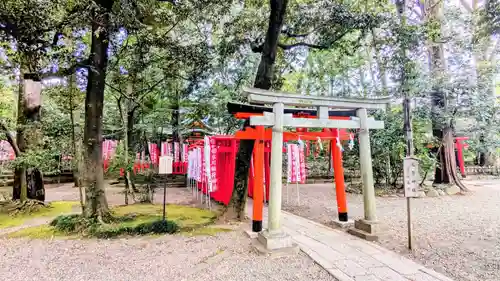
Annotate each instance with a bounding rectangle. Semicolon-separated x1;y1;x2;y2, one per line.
455;136;469;177
231;106;353;232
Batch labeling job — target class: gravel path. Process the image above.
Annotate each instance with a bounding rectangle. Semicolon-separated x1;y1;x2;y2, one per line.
0;231;337;281
0;184;337;281
282;179;500;281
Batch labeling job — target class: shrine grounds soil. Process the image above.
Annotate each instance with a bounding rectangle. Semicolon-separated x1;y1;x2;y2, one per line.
282;178;500;281
0;183;337;281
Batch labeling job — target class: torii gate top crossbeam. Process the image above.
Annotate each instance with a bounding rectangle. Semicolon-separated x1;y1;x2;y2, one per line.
243;87;390;110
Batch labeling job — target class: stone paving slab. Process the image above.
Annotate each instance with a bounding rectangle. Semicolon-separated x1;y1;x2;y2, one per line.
246;201;455;281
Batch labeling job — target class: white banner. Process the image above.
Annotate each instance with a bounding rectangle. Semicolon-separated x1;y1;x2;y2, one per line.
287;144;293;183
195;148;202;182
187;151;192;179
174;142;180;162
287;143;306;183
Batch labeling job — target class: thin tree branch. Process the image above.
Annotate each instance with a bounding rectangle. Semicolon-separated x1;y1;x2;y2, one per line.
137;77;166;95
40;59;91;79
278;30;351;51
278;42;330;50
282;30;312;38
105;81;126;97
0;120;20;156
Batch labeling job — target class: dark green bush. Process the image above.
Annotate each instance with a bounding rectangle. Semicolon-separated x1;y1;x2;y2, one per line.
50;215;179;238
50;214;84;232
135;220;179;234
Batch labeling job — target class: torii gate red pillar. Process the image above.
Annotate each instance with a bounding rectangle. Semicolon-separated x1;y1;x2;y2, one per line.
252;126;265;232
455;137;469;178
330;129;348;222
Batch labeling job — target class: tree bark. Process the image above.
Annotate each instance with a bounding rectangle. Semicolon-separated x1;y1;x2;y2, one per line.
426;0;452;185
225;0;289;221
83;4;112;219
127;108;136;151
68;73;85;212
13;72;45;202
371;28;388;95
427;0;467;191
253;0;289;90
458;1;498;166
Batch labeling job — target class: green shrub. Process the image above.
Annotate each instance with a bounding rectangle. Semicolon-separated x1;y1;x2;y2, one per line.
134;220;179;234
50;214;179;238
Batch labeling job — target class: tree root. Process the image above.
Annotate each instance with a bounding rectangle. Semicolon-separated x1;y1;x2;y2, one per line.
442;129;469;192
0;199;47;215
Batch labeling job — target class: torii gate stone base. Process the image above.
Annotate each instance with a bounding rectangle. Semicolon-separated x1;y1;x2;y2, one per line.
243;88;390;252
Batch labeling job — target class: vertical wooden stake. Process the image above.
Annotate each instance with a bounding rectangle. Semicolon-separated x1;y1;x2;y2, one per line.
252;126;265;232
407;197;412;250
332;129;348;222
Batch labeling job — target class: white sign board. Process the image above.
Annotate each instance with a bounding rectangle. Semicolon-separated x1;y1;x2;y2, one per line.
403;157;420;197
159;156;173;175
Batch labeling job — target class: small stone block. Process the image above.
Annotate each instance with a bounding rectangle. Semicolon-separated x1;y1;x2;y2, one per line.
348;228;379;242
445;185;460;195
257;229;295;250
425;188;439;197
244;229;258;239
332;219;355;229
251;238;299;257
354;219;384;234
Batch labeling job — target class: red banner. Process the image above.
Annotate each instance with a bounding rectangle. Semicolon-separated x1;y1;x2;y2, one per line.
209;138;218;192
174;142;180;162
299;144;306;184
287;143;306;183
183;143;188;162
149;143;158;165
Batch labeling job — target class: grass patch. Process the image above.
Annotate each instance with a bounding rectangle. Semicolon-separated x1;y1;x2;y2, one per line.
50;214;179;238
112;204;218;229
0;201;78;229
6;203;221;239
6;225;77;239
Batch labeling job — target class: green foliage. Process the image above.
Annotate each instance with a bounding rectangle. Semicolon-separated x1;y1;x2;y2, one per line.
50;214;179;238
105;141;132;177
341;108;435;187
46;203;217;238
8;148;60;175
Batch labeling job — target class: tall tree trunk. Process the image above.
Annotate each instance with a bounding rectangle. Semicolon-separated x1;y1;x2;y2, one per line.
371;28;388;95
69;73;83;187
127;109;136;152
225;0;289;220
358;52;368;97
427;0;467;191
460;0;498;166
13;71;45;202
69;73;85;212
171;98;180;146
122;84;134;205
83;4;112;219
426;0;451;184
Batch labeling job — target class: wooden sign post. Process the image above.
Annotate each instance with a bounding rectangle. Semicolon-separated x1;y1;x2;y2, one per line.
403;156;419;250
159;155;173;221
